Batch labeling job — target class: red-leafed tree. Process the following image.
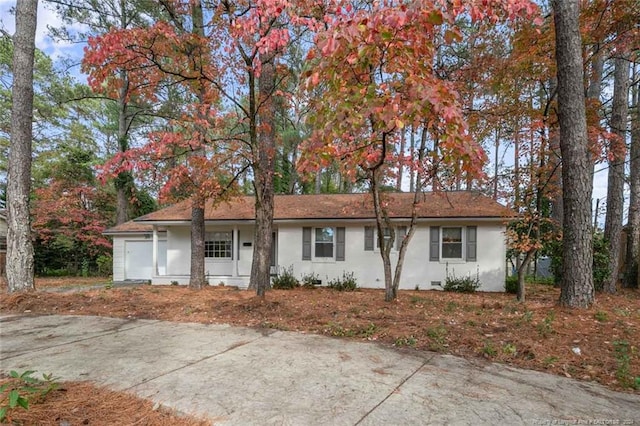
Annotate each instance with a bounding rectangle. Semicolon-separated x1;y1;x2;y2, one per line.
31;145;113;275
84;0;316;295
302;1;540;301
455;0;639;301
84;1;238;289
472;15;563;302
50;0;161;226
32;181;114;274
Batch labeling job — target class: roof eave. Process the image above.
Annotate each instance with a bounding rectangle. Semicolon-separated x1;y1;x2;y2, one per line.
103;230;150;236
133;220;193;226
129;216;513;226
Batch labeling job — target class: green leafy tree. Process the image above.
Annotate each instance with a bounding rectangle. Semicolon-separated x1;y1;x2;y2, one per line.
49;0;161;224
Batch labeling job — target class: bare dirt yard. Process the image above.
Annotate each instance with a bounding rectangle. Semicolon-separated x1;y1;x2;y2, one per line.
1;278;639;424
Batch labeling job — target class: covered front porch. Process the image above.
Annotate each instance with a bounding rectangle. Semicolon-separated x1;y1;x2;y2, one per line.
148;224;276;288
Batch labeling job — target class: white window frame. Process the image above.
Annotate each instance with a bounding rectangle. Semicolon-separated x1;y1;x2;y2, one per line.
441;227;463;260
205;231;233;259
314;227;335;260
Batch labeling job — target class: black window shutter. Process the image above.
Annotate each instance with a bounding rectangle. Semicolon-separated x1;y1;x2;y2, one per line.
396;226;407;248
364;226;374;251
336;227;346;261
429;226;440;261
302;227;311;260
466;226;477;262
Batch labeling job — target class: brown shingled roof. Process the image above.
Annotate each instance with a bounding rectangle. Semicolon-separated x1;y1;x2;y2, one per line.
103;220;153;235
133;192;512;223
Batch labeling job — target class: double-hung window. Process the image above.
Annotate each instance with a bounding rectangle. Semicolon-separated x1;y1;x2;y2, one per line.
205;231;232;259
364;226;406;251
302;227;345;261
429;226;477;262
441;227;463;259
315;227;334;258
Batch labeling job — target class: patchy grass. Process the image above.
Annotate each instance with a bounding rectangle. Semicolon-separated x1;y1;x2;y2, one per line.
34;277;111;289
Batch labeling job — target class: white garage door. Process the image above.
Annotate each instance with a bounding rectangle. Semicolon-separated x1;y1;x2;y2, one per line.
124;240;166;280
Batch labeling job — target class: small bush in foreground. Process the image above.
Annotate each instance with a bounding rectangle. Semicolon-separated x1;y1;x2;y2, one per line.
613;340;639;389
444;273;480;293
426;325;448;351
0;370;59;422
271;266;299;290
328;271;358;292
537;312;555;338
505;276;518;294
481;340;497;357
300;272;320;288
394;336;417;347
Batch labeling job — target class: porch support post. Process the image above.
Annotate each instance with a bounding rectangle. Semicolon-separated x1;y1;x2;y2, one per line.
152;226;158;277
233;226;239;277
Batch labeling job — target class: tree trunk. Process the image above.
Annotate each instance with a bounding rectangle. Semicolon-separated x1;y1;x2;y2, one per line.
371;169;394;302
431;133;439;191
390;128;427;299
188;0;207;289
587;47;604;187
514;122;520;206
251;185;274;297
587;46;604;205
6;0;38;293
586;46;604;222
396;129;405;191
115;170;133;225
553;0;594;308
115;183;129;225
115;8;133;225
516;250;535;303
409;127;415;193
493;127;500;200
547;78;563;230
189;200;206;289
624;65;640;289
549;135;563;228
314;170;321;194
288;146;298;194
249;55;276;297
116;71;130;225
603;56;630;293
587;48;604;107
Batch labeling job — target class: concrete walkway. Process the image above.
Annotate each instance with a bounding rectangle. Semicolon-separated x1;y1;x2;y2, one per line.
0;315;638;425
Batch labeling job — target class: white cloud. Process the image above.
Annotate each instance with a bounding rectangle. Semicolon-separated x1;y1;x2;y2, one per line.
1;0;89;81
0;0;86;61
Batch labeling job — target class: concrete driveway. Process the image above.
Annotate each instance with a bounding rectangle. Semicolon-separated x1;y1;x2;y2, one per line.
1;314;638;425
